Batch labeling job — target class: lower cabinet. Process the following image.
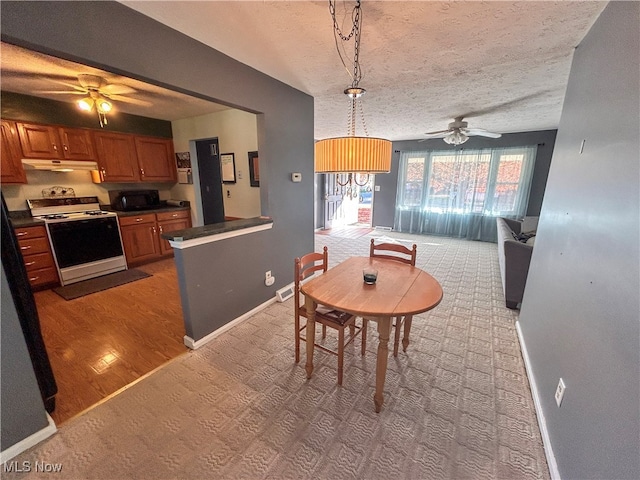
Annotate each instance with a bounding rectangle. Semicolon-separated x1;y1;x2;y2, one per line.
15;225;59;289
156;210;191;256
119;210;191;266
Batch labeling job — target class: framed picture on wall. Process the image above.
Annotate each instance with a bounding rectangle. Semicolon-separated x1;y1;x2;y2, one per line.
220;153;236;183
248;151;259;187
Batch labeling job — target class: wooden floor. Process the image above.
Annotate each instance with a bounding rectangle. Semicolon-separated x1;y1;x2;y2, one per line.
34;258;188;425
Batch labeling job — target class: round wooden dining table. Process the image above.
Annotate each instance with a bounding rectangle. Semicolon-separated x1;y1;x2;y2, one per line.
301;256;443;412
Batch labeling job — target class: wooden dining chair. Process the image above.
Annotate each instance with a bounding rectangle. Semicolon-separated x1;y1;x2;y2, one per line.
294;246;366;385
369;238;417;356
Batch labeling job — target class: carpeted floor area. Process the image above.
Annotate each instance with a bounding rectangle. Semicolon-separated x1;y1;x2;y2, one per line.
4;231;549;479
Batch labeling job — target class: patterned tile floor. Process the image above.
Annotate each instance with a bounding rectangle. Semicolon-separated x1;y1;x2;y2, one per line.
3;231;549;480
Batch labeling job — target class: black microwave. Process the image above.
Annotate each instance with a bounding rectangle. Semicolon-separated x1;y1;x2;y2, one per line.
109;190;160;211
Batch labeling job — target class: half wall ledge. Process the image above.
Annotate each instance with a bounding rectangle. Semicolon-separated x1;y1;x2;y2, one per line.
163;216;273;249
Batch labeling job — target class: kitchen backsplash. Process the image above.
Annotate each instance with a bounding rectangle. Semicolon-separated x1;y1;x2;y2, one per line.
2;169;175;212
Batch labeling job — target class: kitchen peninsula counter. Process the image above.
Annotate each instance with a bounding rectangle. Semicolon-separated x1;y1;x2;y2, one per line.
161;216;273;246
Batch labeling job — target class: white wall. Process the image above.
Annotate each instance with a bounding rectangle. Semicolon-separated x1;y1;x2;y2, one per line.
171;109;260;226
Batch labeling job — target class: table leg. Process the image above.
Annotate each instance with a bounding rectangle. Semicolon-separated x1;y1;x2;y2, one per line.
374;316;392;412
402;315;413;353
304;295;317;379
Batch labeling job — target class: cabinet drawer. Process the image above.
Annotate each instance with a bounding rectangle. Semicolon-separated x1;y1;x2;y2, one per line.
14;225;47;240
119;214;156;227
27;267;59;288
23;252;56;272
18;237;52;255
156;209;189;222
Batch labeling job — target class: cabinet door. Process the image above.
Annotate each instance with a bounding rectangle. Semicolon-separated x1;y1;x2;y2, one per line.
158;217;191;255
1;120;27;184
120;219;160;265
134;136;177;182
17;122;62;158
93;131;140;182
59;127;96;160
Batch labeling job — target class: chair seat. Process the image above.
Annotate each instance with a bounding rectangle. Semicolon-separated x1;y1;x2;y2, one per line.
297;306;354;326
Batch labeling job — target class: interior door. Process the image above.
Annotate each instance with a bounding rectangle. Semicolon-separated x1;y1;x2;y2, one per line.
195;138;225;225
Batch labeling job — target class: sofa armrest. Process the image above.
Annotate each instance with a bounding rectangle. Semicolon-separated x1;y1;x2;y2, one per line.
503;240;533;308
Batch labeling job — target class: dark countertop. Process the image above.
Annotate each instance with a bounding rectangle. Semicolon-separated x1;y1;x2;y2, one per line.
161;216;273;242
110;205;190;217
8;204;190;228
9;215;45;228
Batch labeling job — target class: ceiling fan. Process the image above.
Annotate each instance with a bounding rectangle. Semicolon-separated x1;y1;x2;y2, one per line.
39;74;150;127
422;116;502;145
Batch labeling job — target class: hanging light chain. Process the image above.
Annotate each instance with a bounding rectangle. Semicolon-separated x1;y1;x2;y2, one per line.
330;0;362;87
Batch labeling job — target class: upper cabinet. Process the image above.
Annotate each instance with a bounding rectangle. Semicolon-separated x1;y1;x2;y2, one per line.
134;136;176;182
1;118;176;185
93;131;140;182
17;123;61;158
17;122;96;161
1;120;27;184
58;127;96;160
94;131;176;183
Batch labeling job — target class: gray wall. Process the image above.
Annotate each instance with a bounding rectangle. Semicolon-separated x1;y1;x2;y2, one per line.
1;266;50;451
372;131;557;229
518;3;639;479
2;0;314;439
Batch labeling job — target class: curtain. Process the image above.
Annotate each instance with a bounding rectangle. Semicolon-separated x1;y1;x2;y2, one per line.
393;145;537;242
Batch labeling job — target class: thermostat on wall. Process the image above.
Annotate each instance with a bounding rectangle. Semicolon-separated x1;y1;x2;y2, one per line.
291;173;302;182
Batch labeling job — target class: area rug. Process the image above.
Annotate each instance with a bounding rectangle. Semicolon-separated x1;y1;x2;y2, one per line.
52;269;151;300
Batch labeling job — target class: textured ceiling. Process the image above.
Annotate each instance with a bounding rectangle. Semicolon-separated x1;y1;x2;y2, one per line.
2;1;606;141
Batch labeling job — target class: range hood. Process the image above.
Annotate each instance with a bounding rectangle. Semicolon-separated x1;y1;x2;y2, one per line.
21;159;99;172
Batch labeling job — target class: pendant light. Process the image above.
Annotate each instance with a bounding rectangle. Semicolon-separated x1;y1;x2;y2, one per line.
314;0;392;185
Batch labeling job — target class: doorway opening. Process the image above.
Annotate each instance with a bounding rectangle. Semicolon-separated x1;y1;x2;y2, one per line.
323;173;374;230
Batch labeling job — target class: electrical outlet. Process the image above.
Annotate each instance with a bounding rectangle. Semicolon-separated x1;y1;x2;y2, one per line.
555;378;566;407
265;271;272;280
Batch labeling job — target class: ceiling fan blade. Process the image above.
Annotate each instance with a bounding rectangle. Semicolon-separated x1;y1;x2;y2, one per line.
465;128;502;138
423;130;451;139
36;90;86;95
101;84;136;95
108;95;152;106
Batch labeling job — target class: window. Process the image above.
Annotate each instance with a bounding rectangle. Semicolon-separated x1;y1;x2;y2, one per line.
394;145;537;240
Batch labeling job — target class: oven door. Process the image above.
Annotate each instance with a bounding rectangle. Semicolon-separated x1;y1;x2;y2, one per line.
47;217;124;268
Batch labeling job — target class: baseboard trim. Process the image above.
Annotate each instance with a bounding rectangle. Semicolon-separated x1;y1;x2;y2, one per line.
0;413;56;464
184;296;277;350
516;320;561;480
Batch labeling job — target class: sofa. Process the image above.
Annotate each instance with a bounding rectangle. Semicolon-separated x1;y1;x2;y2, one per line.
496;217;537;309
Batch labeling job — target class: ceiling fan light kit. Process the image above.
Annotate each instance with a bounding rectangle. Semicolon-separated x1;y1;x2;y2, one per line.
443;130;469;145
314;0;392;182
424;116;502;145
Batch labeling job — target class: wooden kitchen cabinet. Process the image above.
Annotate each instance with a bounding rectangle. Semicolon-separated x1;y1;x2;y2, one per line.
134;136;177;182
119;214;160;265
119;209;191;264
14;225;59;289
1;120;27;184
17;122;62;158
93;131;140;182
58;127;96;160
16;121;96;161
156;210;191;255
94;132;177;183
